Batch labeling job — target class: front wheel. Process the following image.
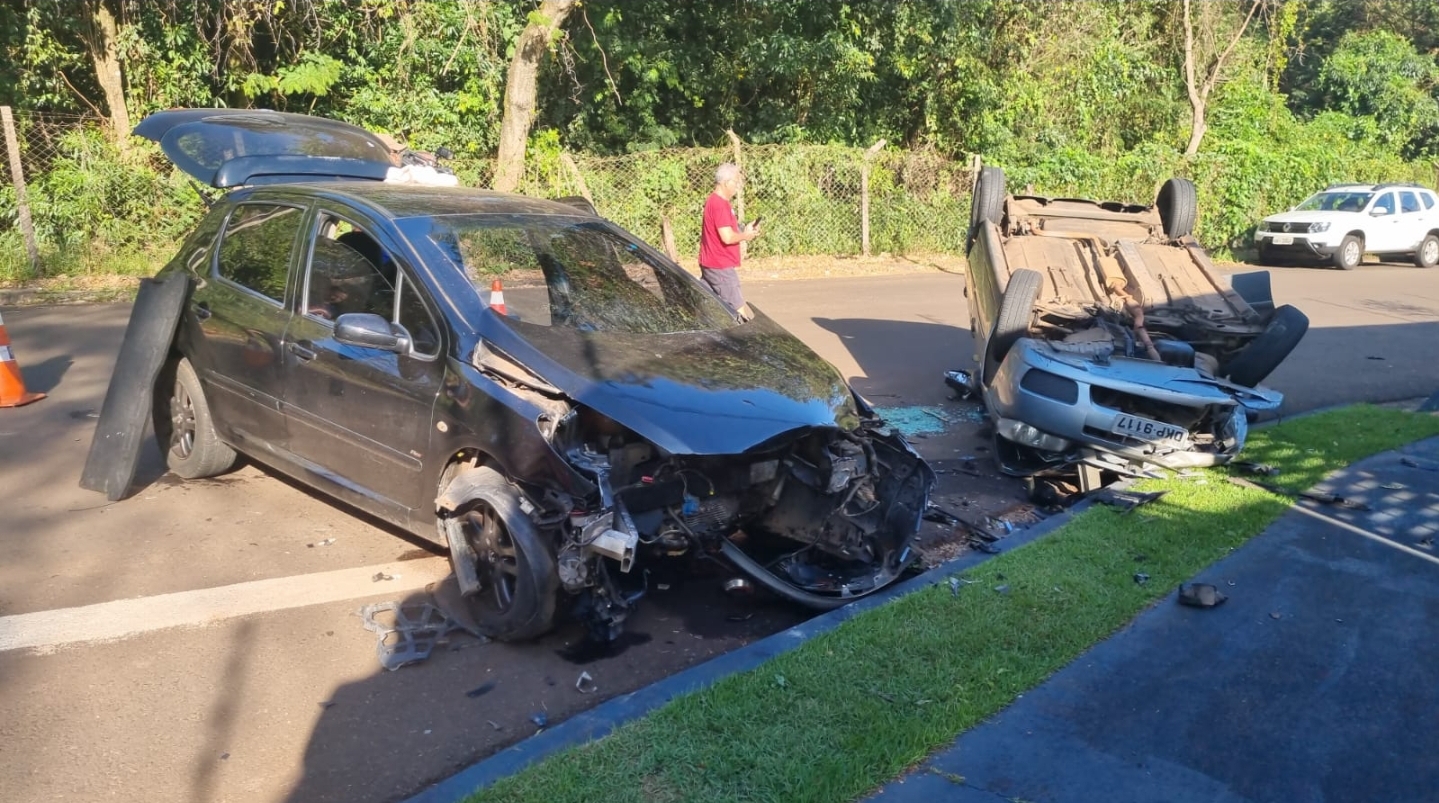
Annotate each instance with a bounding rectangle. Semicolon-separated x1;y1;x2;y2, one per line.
1331;235;1362;270
1221;305;1310;388
440;468;560;641
152;358;237;479
1415;234;1439;268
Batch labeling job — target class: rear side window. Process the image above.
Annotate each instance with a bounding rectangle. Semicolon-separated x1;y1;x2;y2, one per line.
216;204;303;303
1401;191;1420;213
1424;193;1435;210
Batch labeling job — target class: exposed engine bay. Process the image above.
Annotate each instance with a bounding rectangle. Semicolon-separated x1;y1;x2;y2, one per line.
439;343;935;641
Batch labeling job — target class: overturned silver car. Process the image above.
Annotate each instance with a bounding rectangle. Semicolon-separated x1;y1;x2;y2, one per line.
964;167;1308;479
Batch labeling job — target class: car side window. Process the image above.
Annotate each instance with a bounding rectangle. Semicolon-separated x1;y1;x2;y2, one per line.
304;215;396;322
1424;193;1436;210
1372;193;1395;214
1401;191;1420;214
216;204;304;303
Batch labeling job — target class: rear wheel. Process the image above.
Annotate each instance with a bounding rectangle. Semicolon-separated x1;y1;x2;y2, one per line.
1157;178;1197;239
1415;234;1439;268
1221;305;1309;388
153;358;237;479
969;166;1006;235
1332;235;1362;270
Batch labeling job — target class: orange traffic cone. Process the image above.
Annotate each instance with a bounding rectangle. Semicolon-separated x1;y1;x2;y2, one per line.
0;312;45;408
489;278;507;315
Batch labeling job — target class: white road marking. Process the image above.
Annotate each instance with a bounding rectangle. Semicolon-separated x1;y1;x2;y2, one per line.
0;558;452;654
1292;503;1439;569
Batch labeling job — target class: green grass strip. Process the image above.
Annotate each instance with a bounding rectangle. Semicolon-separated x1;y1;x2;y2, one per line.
468;405;1439;803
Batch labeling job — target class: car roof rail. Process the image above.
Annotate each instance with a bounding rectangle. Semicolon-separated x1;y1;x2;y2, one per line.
1370;182;1427;191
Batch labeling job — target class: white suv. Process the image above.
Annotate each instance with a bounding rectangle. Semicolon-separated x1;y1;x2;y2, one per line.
1255;183;1439;269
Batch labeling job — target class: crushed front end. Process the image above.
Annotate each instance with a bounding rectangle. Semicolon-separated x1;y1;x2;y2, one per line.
987;336;1281;475
545;406;935;638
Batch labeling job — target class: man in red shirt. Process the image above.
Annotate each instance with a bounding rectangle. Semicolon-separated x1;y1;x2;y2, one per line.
699;163;762;320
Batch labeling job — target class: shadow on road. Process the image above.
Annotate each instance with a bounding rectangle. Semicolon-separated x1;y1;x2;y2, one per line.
279;573;807;803
19;354;73;394
811;317;971;401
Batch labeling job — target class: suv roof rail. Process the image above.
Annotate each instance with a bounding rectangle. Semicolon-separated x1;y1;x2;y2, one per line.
1370;182;1428;191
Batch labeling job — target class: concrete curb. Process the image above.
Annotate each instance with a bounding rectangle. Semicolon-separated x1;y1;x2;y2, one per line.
0;287;136;307
401;498;1093;803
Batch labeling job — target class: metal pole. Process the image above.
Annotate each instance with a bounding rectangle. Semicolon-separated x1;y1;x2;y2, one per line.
1;106;40;275
861;139;887;257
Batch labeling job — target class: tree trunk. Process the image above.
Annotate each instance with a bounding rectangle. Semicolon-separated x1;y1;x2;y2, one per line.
85;0;131;153
492;0;577;193
1181;0;1262;157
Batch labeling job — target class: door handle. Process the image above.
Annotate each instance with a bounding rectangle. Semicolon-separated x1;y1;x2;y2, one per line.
193;302;212;321
287;341;317;361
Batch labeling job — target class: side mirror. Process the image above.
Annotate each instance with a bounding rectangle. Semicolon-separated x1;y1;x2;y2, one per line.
334;313;412;354
1371;207;1392;217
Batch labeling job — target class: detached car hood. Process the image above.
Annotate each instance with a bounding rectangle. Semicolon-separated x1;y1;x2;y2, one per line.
134;108;394;188
488;317;861;456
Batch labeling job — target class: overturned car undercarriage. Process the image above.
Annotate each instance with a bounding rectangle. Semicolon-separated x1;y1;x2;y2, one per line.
436;341;935;643
963;169;1309;487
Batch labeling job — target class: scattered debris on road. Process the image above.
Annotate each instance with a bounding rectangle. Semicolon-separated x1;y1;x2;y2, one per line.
1177;583;1227;608
465;681;497;699
943;369;975;399
372;571;396;582
575;671;597;694
307;537;337;548
360;600;486;671
1401;456;1439;472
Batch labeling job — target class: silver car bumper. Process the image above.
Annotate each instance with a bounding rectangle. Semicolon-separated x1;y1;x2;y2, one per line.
985;338;1283;470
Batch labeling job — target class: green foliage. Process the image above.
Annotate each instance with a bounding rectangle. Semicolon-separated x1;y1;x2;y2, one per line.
1314;29;1439;157
3;0;1439;272
0;124;202;283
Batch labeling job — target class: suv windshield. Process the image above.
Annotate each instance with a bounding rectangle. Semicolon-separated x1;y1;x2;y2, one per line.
1295;190;1373;213
414;216;737;334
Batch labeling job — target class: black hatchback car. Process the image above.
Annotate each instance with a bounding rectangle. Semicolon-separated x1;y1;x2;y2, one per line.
132;110;934;641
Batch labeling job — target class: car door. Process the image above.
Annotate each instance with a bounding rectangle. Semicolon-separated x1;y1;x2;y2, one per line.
1395;190;1425;251
188;201;304;452
281;210;446;518
1366;192;1404;252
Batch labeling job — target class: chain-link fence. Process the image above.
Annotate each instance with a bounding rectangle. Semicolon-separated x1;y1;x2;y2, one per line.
0;109;205;281
501;142;975;262
0;109;976;283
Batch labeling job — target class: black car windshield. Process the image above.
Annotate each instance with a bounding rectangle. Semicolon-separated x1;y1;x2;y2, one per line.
1295;190;1373;212
416;216;738;334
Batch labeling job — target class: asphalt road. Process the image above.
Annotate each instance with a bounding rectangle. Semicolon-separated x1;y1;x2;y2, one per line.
1;263;1436;803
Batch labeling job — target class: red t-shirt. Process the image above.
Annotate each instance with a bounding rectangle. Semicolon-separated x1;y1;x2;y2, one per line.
699;193;741;269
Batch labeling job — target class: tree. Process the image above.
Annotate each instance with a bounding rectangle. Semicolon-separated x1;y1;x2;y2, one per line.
80;1;129;148
493;0;576;192
1314;29;1439;156
1181;0;1263;156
